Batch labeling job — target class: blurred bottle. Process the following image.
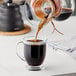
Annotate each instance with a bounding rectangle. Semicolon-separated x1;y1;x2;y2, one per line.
55;9;72;21
54;0;73;21
44;0;74;21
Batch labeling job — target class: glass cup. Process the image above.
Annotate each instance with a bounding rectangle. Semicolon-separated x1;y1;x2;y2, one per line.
16;36;46;71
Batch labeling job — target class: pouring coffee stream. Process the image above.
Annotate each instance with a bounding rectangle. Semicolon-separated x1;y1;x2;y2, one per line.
34;0;63;40
35;15;49;40
32;0;73;40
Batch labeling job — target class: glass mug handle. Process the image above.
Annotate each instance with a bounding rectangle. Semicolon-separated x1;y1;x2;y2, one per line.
16;41;25;61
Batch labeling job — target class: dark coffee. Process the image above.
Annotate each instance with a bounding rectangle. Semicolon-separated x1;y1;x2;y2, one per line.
24;40;46;66
28;39;42;42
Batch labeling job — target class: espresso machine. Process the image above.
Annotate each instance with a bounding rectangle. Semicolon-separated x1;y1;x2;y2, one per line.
0;0;31;35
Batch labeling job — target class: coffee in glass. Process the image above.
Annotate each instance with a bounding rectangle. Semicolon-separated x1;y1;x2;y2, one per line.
17;36;46;71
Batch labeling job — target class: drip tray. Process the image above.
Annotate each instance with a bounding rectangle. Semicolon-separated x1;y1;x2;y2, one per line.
0;24;31;36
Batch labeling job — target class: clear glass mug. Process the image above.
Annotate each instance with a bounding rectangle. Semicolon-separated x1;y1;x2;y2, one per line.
16;36;46;71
